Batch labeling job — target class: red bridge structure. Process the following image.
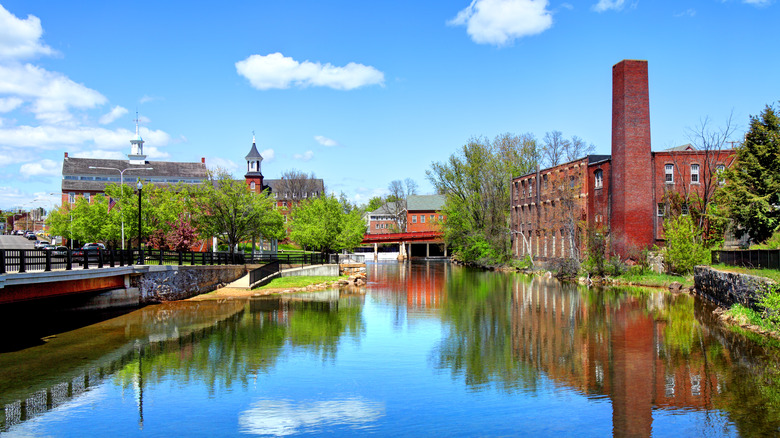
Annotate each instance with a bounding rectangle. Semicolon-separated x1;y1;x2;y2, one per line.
361;231;447;259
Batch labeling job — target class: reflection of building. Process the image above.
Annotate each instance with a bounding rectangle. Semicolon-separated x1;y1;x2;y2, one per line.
511;279;726;435
368;262;448;315
511;60;735;260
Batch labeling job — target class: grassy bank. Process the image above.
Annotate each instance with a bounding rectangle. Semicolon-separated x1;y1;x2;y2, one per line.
254;275;344;290
710;264;780;283
613;271;694;288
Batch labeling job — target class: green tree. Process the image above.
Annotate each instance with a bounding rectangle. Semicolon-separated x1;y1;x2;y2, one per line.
188;169;284;257
662;215;710;274
426;133;539;264
364;196;385;213
717;104;780;243
289;194;367;253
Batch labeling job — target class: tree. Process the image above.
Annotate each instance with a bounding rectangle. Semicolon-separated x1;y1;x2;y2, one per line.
386;178;417;231
662;215;709;274
717;105;780;243
189;169;284;257
274;169;322;199
427;133;538;264
364;196;385;213
288;195;367;253
542;131;568;167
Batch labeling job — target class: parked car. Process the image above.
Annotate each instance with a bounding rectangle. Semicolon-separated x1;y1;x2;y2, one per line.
26;233;37;240
34;240;47;249
53;246;69;257
73;243;106;263
40;244;55;251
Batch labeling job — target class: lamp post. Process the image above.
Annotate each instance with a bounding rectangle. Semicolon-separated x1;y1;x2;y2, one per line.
89;166;153;249
137;180;143;265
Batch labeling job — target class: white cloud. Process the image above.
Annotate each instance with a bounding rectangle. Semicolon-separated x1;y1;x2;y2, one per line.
0;4;54;60
139;95;160;104
293;150;314;162
743;0;771;5
448;0;553;46
239;398;384;436
314;135;339;147
593;0;625;12
69;149;126;160
261;148;275;162
0;97;23;112
236;52;385;90
20;158;59;177
0;63;107;124
99;105;128;124
674;8;696;17
0;125;171;150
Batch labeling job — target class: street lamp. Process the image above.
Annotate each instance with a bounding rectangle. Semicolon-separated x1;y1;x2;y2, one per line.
89;166;153;249
137;180;143;265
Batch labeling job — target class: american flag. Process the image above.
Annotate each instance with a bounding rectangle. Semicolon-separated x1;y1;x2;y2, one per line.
108;197;117;212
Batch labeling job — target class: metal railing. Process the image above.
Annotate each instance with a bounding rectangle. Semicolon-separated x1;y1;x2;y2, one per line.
712;249;780;270
249;261;280;288
0;248;332;274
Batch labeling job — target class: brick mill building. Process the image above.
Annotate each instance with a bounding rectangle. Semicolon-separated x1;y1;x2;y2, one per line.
510;60;735;260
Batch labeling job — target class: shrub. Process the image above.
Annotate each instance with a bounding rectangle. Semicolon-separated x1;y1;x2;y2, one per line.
582;229;607;276
759;284;780;329
607;253;626;276
551;258;580;279
662;215;710;274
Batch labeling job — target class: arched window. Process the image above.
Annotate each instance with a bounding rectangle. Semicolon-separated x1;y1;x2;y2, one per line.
250;181;256;190
594;169;603;189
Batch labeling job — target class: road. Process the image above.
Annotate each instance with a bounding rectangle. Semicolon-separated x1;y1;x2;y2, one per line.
0;235;36;249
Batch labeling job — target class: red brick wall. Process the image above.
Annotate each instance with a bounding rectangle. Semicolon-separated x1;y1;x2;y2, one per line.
407;211;444;233
587;160;611;232
611;60;654;255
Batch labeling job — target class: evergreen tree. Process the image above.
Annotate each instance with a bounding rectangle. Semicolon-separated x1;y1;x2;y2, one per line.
717;105;780;243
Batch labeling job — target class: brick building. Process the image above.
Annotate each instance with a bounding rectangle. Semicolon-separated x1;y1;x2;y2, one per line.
511;60;735;260
407;195;446;233
243;137;325;223
365;201;404;234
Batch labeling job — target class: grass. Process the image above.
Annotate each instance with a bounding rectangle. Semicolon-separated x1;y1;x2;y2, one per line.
613;270;694;288
710;264;780;283
726;304;774;331
254;275;344;290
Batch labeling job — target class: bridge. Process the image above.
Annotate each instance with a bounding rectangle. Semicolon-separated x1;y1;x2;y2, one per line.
361;231;447;259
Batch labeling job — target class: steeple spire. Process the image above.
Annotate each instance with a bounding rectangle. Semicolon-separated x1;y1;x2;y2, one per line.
128;112;147;164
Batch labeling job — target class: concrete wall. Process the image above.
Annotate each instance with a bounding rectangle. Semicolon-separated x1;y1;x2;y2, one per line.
694;265;776;310
281;264;339;277
130;265;246;303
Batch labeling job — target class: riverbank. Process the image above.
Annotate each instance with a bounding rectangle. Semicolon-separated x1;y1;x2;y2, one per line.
188;273;367;301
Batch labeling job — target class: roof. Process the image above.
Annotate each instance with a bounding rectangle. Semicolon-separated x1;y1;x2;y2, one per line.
370;201;404;215
664;144;696;152
406;194;446;212
264;178;325;200
63;157;207;179
245;142;263;160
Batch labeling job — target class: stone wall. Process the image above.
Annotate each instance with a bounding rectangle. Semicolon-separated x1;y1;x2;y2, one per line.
694;265;776;310
131;265;246;303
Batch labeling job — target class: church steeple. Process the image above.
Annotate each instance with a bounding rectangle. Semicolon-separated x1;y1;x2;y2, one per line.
245;133;264;192
128;112;147;165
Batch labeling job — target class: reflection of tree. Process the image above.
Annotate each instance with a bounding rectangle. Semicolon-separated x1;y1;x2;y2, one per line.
287;301;365;362
433;270;540;391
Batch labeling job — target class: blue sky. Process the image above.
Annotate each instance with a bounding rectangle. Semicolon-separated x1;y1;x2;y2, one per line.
0;0;777;211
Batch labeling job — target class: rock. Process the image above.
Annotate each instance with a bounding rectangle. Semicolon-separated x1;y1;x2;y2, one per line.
669;282;683;292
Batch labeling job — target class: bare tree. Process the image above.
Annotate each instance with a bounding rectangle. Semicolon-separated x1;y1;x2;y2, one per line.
275;169;322;200
564;136;595;162
542;131;569;167
387;178;417;231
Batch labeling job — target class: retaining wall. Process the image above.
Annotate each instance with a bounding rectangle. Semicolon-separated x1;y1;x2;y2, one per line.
694;265;776;310
131;265;247;303
281;264;339;278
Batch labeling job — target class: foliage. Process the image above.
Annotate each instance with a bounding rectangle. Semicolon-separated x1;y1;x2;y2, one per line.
615;270;695;288
759;284;780;330
607;253;626;276
710;264;780;284
550;257;579;279
751;228;780;250
364;196;385;213
427;133;538;264
288;194;367;253
727;304;774;331
716;104;780;243
662;215;710;274
188;169;284;256
581;228;608;276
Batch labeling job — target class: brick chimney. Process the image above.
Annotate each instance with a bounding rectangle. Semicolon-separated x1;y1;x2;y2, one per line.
201;157;205;164
64;152;68;158
611;60;654;256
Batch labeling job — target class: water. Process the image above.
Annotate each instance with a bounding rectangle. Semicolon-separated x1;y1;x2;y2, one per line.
1;262;780;437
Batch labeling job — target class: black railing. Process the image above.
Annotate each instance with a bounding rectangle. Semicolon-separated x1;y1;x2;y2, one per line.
0;248;328;274
249;261;280;288
712;249;780;270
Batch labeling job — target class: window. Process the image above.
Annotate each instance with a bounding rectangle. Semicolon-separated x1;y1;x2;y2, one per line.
594;170;603;189
716;164;726;185
665;164;674;183
376;224;380;229
412;215;417;223
83;192;90;202
528;179;534;198
657;203;665;217
420;215;425;223
691;164;699;183
250;181;256;190
439;215;443;221
543;174;548;192
430;215;435;221
68;192;75;204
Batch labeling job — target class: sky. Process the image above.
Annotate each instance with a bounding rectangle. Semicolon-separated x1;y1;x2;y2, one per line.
0;0;778;212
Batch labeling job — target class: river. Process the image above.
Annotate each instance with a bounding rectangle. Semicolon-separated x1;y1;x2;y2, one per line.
1;261;779;437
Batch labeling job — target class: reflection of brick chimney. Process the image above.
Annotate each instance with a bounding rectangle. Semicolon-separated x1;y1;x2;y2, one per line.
611;60;653;256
